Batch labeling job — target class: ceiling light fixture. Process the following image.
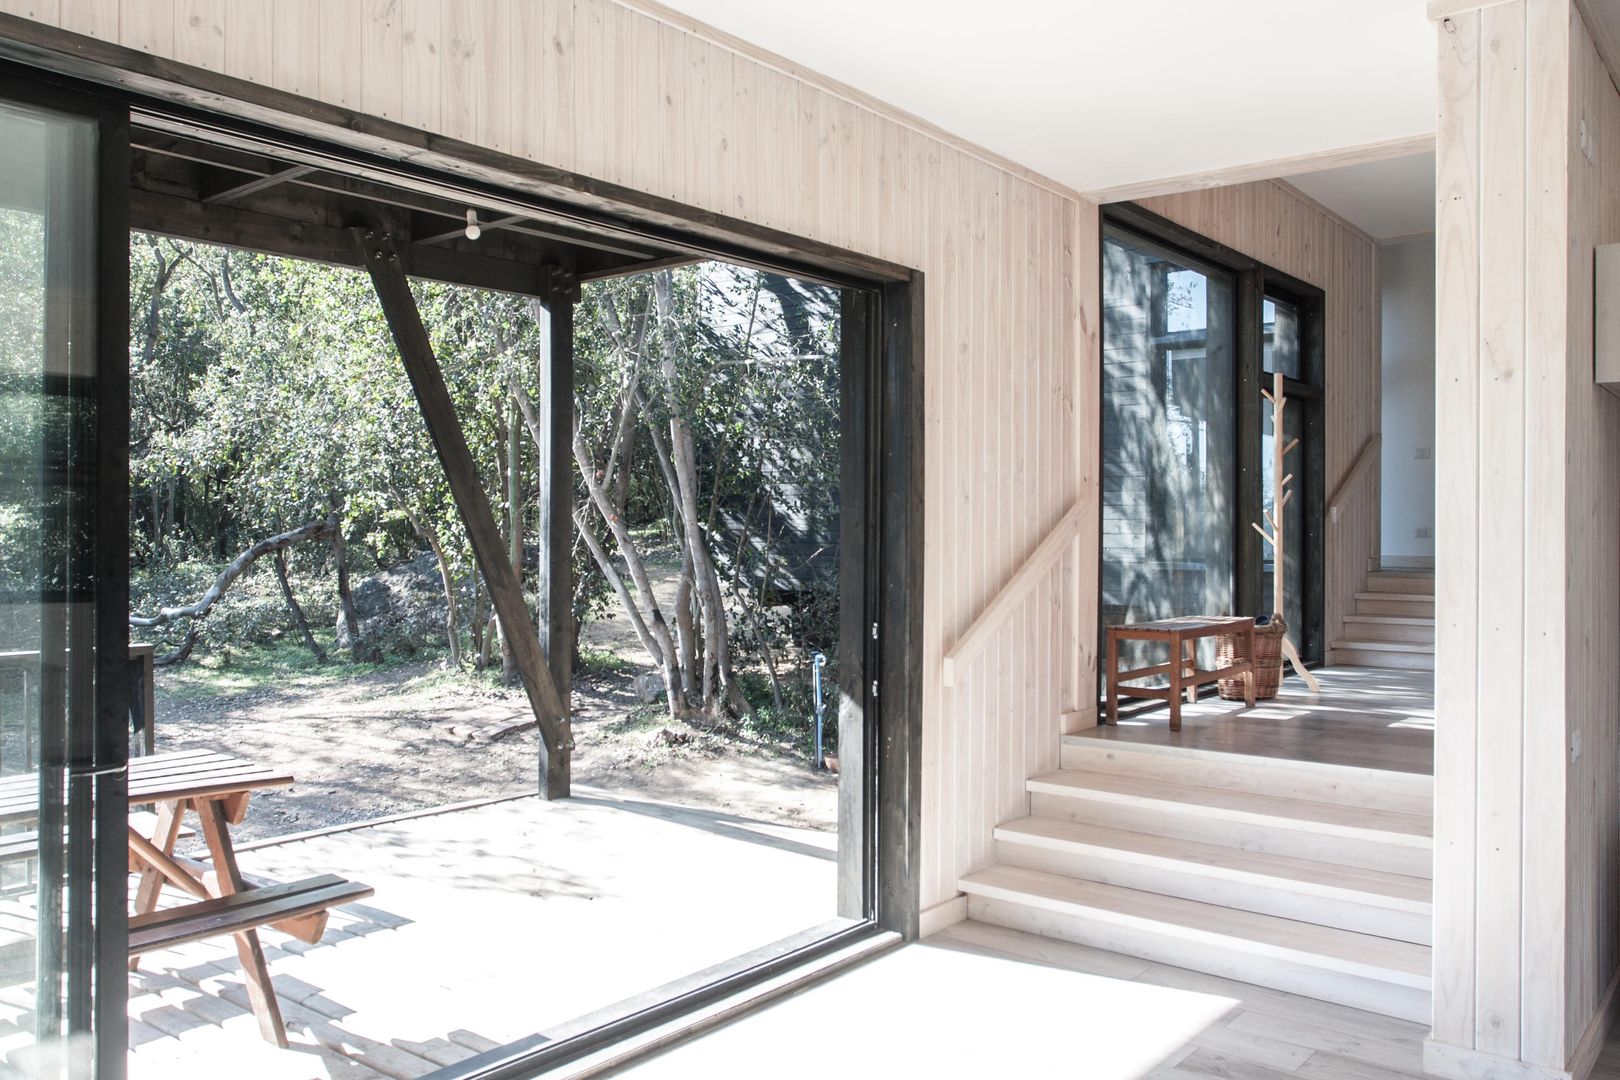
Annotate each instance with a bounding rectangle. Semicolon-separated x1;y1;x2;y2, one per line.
464;209;481;240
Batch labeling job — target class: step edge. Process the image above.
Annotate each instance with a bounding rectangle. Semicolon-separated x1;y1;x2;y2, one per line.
993;821;1433;914
1331;639;1437;652
1342;614;1437;625
1058;736;1435;789
958;869;1432;988
1027;771;1434;846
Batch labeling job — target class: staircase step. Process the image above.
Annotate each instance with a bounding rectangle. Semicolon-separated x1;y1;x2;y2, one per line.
1342;615;1435;644
1059;736;1433;816
1332;640;1435;671
1028;769;1432;878
959;865;1431;1022
1354;592;1435;617
995;817;1431;944
1366;571;1434;594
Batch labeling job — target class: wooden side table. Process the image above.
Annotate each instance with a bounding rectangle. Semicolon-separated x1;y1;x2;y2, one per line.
1105;616;1257;731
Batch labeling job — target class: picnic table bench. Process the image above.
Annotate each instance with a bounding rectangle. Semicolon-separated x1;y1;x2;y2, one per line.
0;749;373;1047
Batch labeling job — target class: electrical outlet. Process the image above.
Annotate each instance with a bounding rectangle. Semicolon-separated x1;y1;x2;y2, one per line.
1415;526;1432;539
1414;447;1431;460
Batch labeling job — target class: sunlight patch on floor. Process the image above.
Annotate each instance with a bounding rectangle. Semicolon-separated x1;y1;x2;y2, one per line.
617;941;1239;1079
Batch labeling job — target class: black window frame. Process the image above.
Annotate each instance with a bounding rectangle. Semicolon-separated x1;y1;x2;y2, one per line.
1100;202;1326;688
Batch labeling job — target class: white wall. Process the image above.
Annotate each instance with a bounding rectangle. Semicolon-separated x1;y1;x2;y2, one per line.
1379;236;1436;560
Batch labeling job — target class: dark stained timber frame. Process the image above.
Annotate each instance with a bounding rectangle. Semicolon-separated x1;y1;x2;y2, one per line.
0;18;924;1080
0;63;132;1078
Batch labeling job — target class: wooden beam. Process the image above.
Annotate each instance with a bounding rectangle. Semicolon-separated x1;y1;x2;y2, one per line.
532;271;577;752
202;164;315;205
131;187;579;298
353;228;571;798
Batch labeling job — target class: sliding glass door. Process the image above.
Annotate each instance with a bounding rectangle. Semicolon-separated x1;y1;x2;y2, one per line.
0;75;128;1079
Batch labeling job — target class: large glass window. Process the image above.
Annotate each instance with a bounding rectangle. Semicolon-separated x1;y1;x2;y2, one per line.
1101;218;1325;694
1101;231;1236;674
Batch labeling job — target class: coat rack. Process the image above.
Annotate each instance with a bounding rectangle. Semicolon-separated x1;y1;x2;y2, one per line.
1251;370;1321;693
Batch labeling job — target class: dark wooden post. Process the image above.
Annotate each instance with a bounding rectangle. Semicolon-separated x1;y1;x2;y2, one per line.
352;228;571;798
534;268;578;720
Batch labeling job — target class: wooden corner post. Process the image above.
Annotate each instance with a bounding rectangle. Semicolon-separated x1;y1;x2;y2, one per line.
353;228;572;798
534;268;578;728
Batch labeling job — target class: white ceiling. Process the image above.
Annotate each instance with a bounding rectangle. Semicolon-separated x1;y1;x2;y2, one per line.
655;0;1438;196
1287;151;1436;241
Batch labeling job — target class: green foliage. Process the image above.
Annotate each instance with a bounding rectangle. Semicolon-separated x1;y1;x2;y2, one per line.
576;647;641;680
126;233;842;729
156;630;414;703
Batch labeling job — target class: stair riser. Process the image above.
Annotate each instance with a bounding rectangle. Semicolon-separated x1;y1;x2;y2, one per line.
1029;792;1433;879
1058;742;1433;816
995;838;1432;945
966;895;1431;1024
1341;621;1435;645
1367;574;1434;595
1354;597;1435;618
1332;647;1435;671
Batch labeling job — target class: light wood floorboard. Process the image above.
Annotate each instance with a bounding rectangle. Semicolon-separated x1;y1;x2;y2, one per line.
616;920;1436;1079
1078;667;1433;776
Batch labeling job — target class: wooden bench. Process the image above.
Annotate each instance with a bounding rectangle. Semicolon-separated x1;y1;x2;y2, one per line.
1105;616;1258;731
129;873;374;958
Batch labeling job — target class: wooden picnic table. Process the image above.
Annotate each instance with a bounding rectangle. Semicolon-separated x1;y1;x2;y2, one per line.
0;749;371;1047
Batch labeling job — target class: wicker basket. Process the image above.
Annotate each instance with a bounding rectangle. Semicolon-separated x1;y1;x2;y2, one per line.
1218;616;1287;701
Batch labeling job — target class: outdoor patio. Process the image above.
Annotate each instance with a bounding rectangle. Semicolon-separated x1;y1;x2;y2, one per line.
118;788;839;1079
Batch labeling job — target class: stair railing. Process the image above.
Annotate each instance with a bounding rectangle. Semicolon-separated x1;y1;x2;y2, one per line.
941;503;1081;688
1327;433;1381;526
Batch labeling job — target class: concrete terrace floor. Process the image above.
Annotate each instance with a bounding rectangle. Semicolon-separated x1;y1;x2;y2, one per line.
123;789;838;1079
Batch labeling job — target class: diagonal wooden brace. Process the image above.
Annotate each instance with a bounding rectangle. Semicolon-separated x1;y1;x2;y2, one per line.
353;228;572;798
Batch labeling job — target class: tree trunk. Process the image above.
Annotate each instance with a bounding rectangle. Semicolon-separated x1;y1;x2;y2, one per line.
652;271;751;719
388;482;462;668
272;550;326;662
329;510;371;662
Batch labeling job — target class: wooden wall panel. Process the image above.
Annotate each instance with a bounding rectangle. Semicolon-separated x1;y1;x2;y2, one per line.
1136;182;1382;658
1428;0;1620;1072
0;0;1096;914
1564;3;1620;1061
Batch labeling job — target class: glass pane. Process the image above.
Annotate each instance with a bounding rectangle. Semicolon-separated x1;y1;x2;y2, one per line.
0;98;98;1072
1101;232;1236;678
1263;296;1300;379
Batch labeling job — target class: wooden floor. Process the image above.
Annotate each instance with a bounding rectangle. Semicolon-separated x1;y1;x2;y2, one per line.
1078;666;1434;776
620;919;1620;1080
118;789;837;1079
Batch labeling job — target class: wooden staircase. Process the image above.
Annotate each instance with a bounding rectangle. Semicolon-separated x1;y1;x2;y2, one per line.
958;737;1433;1022
1333;567;1435;670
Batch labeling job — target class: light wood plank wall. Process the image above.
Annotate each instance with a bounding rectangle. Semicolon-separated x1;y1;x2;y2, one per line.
1135;182;1382;658
1430;0;1620;1072
0;0;1098;913
1563;3;1620;1064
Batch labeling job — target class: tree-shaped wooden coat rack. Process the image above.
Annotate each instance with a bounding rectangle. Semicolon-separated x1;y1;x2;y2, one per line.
1252;371;1321;693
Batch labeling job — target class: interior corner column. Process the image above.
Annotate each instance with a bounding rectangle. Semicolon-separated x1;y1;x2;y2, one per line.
1427;0;1572;1075
536;268;578;739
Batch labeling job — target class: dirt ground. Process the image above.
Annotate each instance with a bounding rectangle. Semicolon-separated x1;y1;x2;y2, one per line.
150;544;837;843
155;657;837;844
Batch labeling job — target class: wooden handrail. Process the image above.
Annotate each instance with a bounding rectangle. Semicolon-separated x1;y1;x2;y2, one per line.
1327;433;1381;525
942;502;1081;688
